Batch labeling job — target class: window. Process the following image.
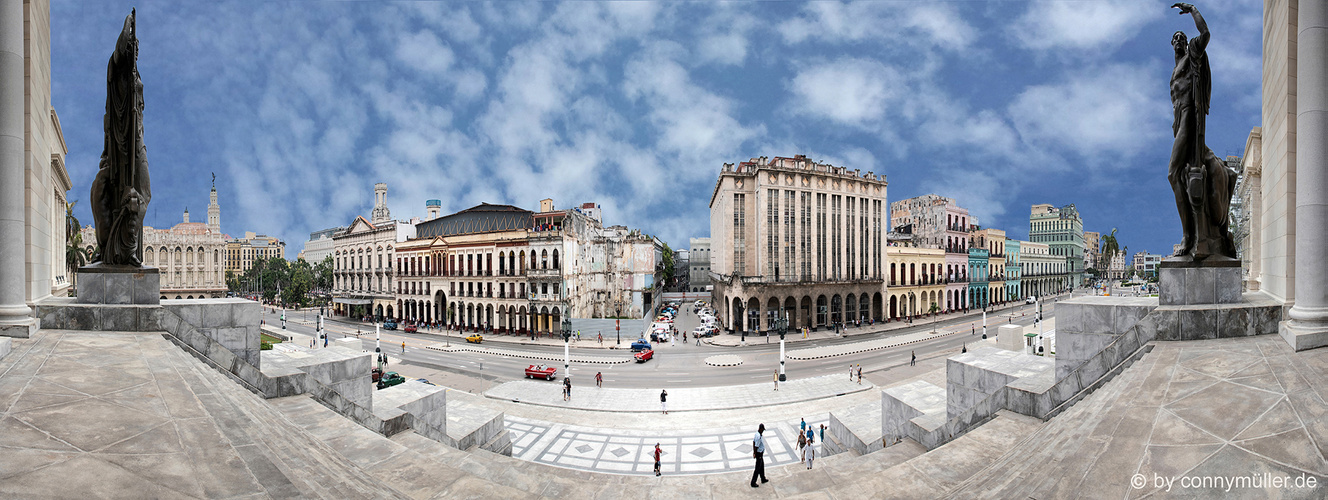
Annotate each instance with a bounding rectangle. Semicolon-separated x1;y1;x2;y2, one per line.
767;189;778;281
733;193;746;276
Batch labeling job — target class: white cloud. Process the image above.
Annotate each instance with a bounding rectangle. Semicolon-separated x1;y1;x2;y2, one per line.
395;30;455;76
1011;0;1163;52
1007;64;1165;159
788;58;901;128
698;33;748;66
779;1;974;49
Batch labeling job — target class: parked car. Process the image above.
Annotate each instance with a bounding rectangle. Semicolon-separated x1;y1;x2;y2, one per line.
376;371;405;390
466;334;484;344
1026;296;1037;304
525;364;557;380
634;349;654;362
631;339;651;352
383;321;398;330
404;323;418;333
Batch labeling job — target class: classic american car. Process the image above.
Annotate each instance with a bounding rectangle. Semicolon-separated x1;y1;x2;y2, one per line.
634;349;654;362
525;364;557;380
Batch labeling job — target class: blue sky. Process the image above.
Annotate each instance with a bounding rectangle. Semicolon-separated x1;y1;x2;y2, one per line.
51;1;1263;260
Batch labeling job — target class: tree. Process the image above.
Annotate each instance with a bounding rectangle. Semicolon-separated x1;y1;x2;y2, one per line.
314;255;333;293
660;241;675;288
1101;228;1119;270
282;259;313;308
65;201;90;294
929;302;941;333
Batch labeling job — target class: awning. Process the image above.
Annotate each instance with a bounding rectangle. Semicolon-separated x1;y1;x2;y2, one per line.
334;297;373;305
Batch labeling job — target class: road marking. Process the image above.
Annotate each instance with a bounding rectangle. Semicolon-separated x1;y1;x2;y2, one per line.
666;380;692;383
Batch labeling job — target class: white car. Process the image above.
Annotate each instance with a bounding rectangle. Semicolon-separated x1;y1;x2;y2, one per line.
1025;296;1037;304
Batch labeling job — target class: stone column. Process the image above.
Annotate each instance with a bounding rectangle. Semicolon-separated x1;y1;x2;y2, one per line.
1286;0;1328;350
0;0;35;337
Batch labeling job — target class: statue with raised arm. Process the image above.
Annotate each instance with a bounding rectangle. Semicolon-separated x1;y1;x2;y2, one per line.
89;9;152;267
1167;3;1237;262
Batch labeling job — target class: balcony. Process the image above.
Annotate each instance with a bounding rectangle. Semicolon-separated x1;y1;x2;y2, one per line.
528;267;561;278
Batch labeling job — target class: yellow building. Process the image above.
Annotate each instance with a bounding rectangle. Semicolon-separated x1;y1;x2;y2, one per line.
226;232;286;277
885;246;945;320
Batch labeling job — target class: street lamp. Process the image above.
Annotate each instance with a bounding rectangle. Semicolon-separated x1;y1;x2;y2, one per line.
281;308;286;330
561;317;572;379
776;313;788;382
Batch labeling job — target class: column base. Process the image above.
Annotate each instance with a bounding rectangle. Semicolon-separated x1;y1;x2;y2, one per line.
1279;319;1328;352
0;317;38;338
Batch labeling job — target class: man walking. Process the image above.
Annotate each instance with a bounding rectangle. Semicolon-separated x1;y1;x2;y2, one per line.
563;376;572;401
773;370;779;391
595;371;602;388
857;365;863;384
401;341;406;353
910;351;916;366
750;424;768;487
660;389;668;414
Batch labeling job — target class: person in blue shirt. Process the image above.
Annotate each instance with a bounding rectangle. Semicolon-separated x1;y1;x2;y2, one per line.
750;424;768;487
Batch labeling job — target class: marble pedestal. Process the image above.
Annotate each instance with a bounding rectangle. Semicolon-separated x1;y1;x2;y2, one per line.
1158;259;1241;306
76;264;160;305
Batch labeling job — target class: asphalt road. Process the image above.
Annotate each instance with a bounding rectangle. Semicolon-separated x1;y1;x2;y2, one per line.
261;298;1063;390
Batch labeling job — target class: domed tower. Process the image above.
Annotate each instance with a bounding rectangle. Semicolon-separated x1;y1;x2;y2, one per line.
208;174;220;233
371;183;391;223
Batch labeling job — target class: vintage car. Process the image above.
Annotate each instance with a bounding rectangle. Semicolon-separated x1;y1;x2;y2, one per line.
404;323;418;333
466;334;484;344
631;339;651;352
382;321;398;331
376;371;405;390
634;349;654;362
371;367;383;383
525;365;557;380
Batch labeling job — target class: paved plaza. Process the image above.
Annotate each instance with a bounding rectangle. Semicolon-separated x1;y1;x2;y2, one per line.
484;373;872;412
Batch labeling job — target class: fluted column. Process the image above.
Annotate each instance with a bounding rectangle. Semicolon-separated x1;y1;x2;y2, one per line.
0;0;35;337
1286;0;1328;350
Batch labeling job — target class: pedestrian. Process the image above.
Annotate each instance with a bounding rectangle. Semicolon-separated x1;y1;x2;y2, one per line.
750;424;768;487
660;389;668;414
654;443;662;476
819;424;826;445
910;351;916;366
797;426;806;461
598;332;603;345
402;341;406;353
805;428;816;469
972;326;975;335
849;365;854;381
857;365;863;384
595;371;602;388
800;418;807;435
773;370;779;391
962;343;967;354
563;376;572;401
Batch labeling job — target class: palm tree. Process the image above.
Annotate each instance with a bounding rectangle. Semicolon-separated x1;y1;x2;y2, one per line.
65;201;89;294
929;302;941;334
1101;228;1119;271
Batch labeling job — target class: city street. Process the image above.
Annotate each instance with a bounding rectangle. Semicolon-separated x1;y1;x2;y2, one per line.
263;297;1064;391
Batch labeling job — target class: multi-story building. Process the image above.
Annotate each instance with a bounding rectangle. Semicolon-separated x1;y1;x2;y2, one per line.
1083;231;1100;272
1019;240;1067;296
1005;239;1022;302
226;232;285;277
974;228;1007;306
1237;127;1262;291
300;226;344;265
885;246;945;320
710;155;887;334
331;183;416;320
1106;250;1128;280
1029;203;1086;287
968;233;991;309
391;199;662;333
689;237;711;293
1131;251;1164;279
80;185;228;300
889;194;974;313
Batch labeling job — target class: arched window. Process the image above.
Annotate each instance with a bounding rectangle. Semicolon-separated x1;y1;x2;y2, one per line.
541;250;548;270
552;249;560;270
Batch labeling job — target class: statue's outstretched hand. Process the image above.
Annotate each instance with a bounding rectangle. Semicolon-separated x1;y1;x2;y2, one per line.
1172;3;1195;15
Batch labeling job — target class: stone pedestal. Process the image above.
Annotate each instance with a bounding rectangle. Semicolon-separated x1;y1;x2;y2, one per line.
76;264;160;305
1158;259;1241;306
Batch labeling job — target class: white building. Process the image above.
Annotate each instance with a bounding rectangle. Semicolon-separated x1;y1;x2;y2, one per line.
689;237;711;292
331;183;415;320
1019;240;1066;297
300;226;343;265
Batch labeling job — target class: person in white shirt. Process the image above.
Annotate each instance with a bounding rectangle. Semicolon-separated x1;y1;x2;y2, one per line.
750;424;768;487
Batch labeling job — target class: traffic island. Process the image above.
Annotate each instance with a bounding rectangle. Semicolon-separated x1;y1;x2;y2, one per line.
703;354;742;366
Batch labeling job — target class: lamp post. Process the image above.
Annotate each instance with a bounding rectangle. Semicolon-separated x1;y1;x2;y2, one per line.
281;308;286;330
982;302;988;339
375;320;381;351
561;317;572;379
776;313;788;381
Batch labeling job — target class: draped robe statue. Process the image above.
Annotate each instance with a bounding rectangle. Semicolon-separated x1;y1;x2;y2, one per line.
89;9;151;267
1167;3;1237;261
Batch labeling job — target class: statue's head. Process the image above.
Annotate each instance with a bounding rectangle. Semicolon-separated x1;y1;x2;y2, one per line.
1172;31;1187;56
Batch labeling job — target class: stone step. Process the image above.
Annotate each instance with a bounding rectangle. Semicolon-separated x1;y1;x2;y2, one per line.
946;345;1161;498
161;338;405;499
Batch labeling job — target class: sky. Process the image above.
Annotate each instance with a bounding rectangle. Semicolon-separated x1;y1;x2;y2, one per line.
50;0;1264;261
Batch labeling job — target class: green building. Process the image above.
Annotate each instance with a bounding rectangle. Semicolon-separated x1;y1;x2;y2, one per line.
1028;204;1086;288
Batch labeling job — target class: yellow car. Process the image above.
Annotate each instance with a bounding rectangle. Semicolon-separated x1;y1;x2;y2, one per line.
466;334;483;344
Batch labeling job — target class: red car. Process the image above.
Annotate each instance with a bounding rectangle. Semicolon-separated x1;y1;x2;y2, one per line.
634;349;654;362
404;323;418;333
525;365;557;380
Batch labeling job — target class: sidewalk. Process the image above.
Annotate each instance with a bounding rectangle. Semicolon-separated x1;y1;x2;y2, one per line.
484;374;872;413
704;292;1068;348
425;343;632;364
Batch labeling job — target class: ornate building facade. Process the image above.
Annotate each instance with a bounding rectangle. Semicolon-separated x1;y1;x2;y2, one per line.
1029;203;1086;287
710;155;888;334
331;183;415;319
890;194;975;313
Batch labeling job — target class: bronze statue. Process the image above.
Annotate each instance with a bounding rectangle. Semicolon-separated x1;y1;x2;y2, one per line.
89;9;151;267
1167;3;1237;262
